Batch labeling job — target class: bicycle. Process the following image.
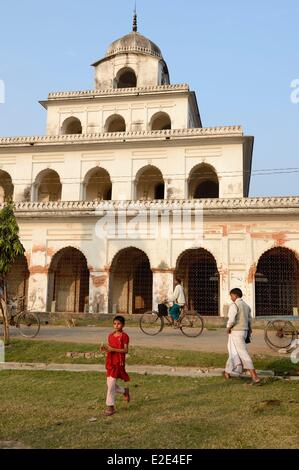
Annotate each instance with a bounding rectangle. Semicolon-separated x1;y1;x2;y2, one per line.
139;303;204;337
0;295;40;339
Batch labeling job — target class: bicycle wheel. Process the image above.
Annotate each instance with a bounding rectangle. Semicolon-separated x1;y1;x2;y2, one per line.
17;312;40;339
180;312;204;338
139;311;163;336
264;320;297;351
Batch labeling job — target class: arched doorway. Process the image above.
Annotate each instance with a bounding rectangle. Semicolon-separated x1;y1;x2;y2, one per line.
109;248;152;314
105;114;126;133
47;247;90;313
61;117;82;135
84;168;112;201
150;112;171;131
35;169;62;202
0;170;14;203
188;164;219;199
135;165;165;200
176;249;219;316
115;68;137;88
6;255;29;307
255;247;299;316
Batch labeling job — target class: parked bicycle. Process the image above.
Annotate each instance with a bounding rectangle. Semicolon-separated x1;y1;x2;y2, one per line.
139;303;204;337
0;295;40;339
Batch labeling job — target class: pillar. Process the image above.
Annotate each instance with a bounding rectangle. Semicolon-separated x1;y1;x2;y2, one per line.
27;267;48;312
152;269;174;311
89;269;109;314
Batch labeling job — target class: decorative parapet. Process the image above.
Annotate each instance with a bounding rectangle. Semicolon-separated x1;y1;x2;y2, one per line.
106;45;162;59
1;197;299;216
0;126;243;147
47;84;190;100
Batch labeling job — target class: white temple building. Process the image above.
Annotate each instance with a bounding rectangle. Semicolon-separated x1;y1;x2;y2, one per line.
0;14;299;318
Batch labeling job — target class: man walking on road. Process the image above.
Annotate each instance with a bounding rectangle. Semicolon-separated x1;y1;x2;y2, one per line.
224;288;260;385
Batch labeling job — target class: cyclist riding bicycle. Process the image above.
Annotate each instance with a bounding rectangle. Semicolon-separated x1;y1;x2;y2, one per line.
158;278;186;327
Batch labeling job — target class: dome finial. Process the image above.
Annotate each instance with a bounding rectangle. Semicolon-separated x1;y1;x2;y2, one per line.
133;1;138;32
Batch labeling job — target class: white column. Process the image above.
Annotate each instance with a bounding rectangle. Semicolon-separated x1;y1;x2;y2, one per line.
27;269;48;313
13;183;32;202
152;270;174;311
245;232;256;317
219;228;229;317
89;270;109;314
61;179;81;201
27;233;49;312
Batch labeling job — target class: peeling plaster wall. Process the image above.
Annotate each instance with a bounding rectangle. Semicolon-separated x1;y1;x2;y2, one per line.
16;215;299;316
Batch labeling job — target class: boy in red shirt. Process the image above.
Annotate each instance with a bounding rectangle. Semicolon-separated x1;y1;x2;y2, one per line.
100;316;130;416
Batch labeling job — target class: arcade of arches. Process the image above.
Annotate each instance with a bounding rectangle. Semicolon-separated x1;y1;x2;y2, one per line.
4;246;299;317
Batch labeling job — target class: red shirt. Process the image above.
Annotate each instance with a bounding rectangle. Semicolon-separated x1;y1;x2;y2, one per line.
105;331;130;382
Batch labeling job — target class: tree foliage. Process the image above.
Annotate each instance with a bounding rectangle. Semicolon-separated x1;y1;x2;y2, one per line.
0;202;25;344
0;203;25;277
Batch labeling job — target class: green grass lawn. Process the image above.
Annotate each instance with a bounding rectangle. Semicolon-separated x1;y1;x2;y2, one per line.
4;339;299;376
0;370;298;449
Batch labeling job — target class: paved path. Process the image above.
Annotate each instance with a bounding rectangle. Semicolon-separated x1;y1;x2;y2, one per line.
7;325;280;356
0;362;279;379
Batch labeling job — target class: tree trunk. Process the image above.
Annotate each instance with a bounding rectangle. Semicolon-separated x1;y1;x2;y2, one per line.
0;281;10;345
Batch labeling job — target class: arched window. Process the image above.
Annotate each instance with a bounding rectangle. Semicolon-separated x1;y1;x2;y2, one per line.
105;114;126;133
115;68;137;89
255;248;299;316
109;248;152;314
176;248;219;316
35;169;62;202
135;165;165;200
189;164;219;199
0;170;14;203
150;112;171;131
61;117;82;135
47;247;90;313
84;168;112;201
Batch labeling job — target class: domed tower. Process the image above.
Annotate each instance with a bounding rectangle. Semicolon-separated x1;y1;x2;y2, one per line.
92;12;170;89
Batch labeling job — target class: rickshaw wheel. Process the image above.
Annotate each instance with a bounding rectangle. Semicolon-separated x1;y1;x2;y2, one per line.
264;320;297;351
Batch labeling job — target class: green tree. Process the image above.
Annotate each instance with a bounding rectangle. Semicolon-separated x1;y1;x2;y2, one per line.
0;203;25;345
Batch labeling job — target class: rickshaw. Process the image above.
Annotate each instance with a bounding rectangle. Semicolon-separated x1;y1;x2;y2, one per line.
263;316;298;352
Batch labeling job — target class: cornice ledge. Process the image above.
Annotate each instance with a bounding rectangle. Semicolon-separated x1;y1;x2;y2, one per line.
1;197;299;214
47;84;190;100
0;126;243;147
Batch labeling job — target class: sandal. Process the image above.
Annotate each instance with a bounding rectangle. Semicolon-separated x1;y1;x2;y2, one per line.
223;372;230;380
124;388;131;403
247;380;261;386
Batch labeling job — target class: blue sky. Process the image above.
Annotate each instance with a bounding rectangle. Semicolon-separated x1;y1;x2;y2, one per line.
0;0;298;196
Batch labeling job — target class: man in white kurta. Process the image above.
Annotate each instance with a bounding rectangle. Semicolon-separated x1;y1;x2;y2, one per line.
168;278;186;323
225;288;260;384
